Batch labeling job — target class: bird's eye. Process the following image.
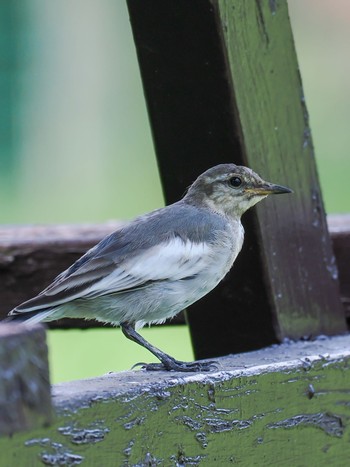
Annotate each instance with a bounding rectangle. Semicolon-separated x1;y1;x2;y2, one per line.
228;176;242;188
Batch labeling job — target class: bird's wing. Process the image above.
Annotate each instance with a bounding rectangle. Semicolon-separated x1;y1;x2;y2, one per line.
10;202;226;316
10;235;212;315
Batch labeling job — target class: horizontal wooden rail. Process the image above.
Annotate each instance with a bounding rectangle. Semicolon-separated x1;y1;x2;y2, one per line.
0;214;349;326
1;334;350;463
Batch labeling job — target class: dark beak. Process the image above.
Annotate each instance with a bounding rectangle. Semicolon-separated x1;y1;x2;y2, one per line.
246;183;293;196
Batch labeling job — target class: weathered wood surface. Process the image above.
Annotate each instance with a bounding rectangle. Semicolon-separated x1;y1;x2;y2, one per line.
127;0;346;359
0;214;349;327
0;323;52;436
1;335;350;465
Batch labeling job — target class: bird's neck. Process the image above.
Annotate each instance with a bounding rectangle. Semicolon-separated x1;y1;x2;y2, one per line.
183;195;243;224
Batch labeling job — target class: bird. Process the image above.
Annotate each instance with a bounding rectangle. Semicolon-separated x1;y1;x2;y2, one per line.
7;164;292;372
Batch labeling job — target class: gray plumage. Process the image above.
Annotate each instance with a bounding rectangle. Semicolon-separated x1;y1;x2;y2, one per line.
8;164;291;371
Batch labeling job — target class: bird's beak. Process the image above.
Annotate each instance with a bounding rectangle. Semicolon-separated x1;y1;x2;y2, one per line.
246;182;293;196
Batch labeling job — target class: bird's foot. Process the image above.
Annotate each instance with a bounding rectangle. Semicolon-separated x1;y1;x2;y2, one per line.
135;358;218;372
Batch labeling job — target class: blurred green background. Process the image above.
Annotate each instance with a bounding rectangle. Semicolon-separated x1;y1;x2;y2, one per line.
1;1;349;383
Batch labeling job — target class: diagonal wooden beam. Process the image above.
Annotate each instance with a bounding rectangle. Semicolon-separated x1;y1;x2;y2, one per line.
127;0;346;358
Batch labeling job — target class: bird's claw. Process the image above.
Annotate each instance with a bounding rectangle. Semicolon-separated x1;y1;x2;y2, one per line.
130;362;145;370
137;359;218;372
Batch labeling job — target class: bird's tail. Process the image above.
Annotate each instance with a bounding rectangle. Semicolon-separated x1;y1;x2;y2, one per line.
5;308;57;325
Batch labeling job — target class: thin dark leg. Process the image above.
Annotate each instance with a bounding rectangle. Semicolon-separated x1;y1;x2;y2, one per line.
121;322;217;372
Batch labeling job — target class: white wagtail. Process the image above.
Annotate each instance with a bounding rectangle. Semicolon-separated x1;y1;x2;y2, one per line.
8;164;291;372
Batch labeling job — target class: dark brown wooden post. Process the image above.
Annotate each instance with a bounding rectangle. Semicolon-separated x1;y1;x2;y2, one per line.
127;0;346;358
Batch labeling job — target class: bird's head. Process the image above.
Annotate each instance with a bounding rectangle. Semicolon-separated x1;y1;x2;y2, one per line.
184;163;292;217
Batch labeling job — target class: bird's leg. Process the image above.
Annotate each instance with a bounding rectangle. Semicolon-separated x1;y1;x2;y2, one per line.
121;322;217;372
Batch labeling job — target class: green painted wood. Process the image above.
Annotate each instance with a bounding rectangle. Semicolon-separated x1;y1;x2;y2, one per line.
215;0;345;338
127;0;346;360
1;335;350;465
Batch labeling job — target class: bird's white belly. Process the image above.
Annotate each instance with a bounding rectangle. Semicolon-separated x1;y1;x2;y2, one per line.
127;223;244;327
60;221;244;328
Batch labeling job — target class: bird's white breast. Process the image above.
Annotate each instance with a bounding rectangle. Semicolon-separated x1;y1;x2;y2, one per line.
69;218;245;327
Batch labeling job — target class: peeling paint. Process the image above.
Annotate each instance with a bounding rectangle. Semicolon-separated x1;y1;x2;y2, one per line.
267;412;344;437
25;438;84;466
41;451;84;466
205;417;252;433
133;452;163;466
123;439;135;458
170;450;206;466
307;384;315;399
58;424;109;444
124;416;145;430
195;432;208;448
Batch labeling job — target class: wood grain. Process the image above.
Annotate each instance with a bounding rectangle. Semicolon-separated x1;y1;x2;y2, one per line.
215;0;345;337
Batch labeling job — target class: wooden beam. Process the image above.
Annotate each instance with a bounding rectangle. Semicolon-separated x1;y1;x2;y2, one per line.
0;214;349;325
127;0;346;358
1;335;350;464
0;323;52;435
